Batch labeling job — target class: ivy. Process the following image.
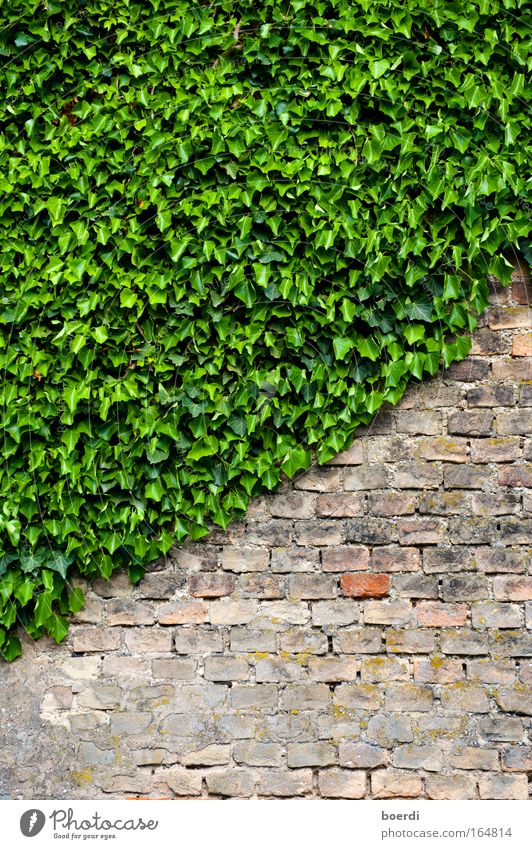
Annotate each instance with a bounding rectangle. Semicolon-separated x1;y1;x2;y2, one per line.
0;0;530;658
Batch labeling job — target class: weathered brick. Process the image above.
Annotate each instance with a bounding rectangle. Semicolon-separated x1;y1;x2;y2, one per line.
478;773;529;799
470;437;522;463
234;741;282;767
413;657;463;683
138;572;186;599
230;628;277;653
258;770;313;797
396;411;442;435
77;684;121;710
364;599;412;625
240;574;284;599
110;712;153;735
282;683;331;711
339;741;387;769
344;465;389;490
361;656;409;681
165;769;203;797
440;684;490;713
488;306;531;330
448;411;493;435
368;492;416;516
441;574;488;601
312;600;359;627
494;684;532;715
209;600;258;625
398;518;446;545
333;627;382;654
448;517;497;545
467;384;516;407
334;684;382;710
392;744;443;771
151;658;196;680
472;601;521;628
288;574;337;599
416;602;467;627
329;440;364;465
173;629;223;654
345;518;398;544
443;464;491;489
419;491;470;515
308;657;358;682
472;492;520;516
372;546;421;573
279;628;327;655
385;630;436;655
466;659;515;684
393;574;438;598
479;716;524;742
492;358;532;381
316;494;365;517
495;411;532;435
182;744;231;766
72;627;122;653
221;547;269;572
189;572;235;598
385;683;433;712
157;600;207;625
287;742;335;768
294;520;345;546
231;684;278;710
470;329;509;356
318;769;366;798
255;657;301;682
204;657;249;682
40;686;73;712
371;769;423;799
445;358;489;381
391;462;441;489
245;519;293;546
423;547;473;573
321;545;370;572
520;384;532;406
341;573;389;599
489;629;532;657
269;492;315;519
502;747;532;772
426;774;478;800
450;746;499;770
270;546;319;573
78;742;115;766
497;464;532;487
474;547;526;573
124;629;173;654
261;601;310;625
293;467;341;491
493;576;532;601
205;769;254;798
418;437;468;463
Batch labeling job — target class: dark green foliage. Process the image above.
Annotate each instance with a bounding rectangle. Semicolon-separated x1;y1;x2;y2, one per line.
0;0;530;659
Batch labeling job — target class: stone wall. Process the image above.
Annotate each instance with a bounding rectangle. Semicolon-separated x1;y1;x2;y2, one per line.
1;273;531;800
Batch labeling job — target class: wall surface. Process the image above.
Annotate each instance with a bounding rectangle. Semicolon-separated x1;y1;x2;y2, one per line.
1;273;531;800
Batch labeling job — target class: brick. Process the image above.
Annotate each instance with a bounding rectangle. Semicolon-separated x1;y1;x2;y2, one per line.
496;411;532;435
321;545;370;572
173;628;223;654
293;467;341;491
316;494;365;517
318;769;365;798
165;769;202;797
368;492;416;516
445;358;489;381
392;744;443;771
441;574;488;601
282;683;331;711
426;774;478;800
512;332;532;356
102;657;149;678
255;658;301;682
209;600;257;624
472;492;520;515
280;628;327;656
124;629;173;654
205;769;254;798
367;714;414;745
128;684;174;707
308;656;358;682
110;712;153;735
270;547;319;572
448;411;493;435
418;437;468;463
363;599;412;625
234;741;282;767
245;519;293;546
78;743;115;766
157;600;207;625
258;770;313;797
398;518;446;545
443;464;490;489
294;520;345;546
393;575;438;598
423;547;473;573
71;627;121;653
493;576;532;601
138;572;185;599
440;684;490;713
467;385;516;407
472;601;521;628
231;628;277;653
151;658;196;680
385;630;436;654
288;574;337;599
366;436;414;463
492;359;532;380
466;659;515;684
479;717;524;742
333;627;382;654
240;574;284;598
341;573;389;598
230;684;278;710
77;684;121;710
40;686;72;712
385;683;433;712
474;547;526;573
396;411;442;434
478;773;529;800
470;437;522;463
311;600;359;626
470;329;509;355
287;743;335;767
261;601;310;625
204;657;249;682
520;384;532;406
497;465;532;487
488;306;531;329
449;517;497;545
361;655;409;681
92;572;135;598
499;519;532;544
494;684;532;715
490;629;532;657
345;518;398;544
416;602;467;627
221;547;269;572
450;746;499;770
189;573;235;598
329;440;364;464
413;658;463;683
339;742;387;769
391;462;441;489
343;465;389;490
182;744;231;766
334;684;382;710
58;657;101;680
502;747;532;772
441;628;488;655
371;769;423;799
419;491;470;515
269;492;315;519
372;546;421;573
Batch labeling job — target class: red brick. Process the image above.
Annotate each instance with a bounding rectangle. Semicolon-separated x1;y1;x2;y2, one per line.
512;333;532;357
340;574;389;599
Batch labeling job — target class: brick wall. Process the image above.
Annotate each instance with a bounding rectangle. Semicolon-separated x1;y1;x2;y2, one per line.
1;273;530;800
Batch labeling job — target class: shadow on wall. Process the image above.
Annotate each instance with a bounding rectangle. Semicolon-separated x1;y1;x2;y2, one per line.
0;269;531;800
